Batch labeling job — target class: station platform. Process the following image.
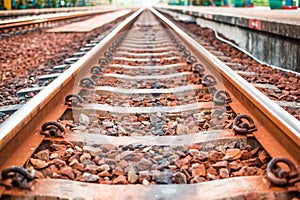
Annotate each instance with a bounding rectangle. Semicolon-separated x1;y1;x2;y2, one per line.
155;5;300;40
155;4;300;72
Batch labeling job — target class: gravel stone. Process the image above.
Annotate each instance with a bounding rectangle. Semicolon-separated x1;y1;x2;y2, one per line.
137;158;153;171
191;163;206;177
212;161;228;169
208;150;223;162
223;149;242;161
35;149;50;161
81;172;99;182
98;164;110;172
80;152;91;163
172;172;187;184
127;171;139;184
219;168;230;178
30;158;48;169
61;166;75;179
113;175;128;184
79;114;90;126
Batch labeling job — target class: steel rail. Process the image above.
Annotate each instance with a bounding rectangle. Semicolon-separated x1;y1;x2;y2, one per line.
150;7;300;167
0;8;120;31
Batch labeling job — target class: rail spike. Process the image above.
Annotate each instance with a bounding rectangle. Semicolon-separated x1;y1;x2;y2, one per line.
90;66;103;74
41;121;65;137
1;166;34;189
109;47;116;52
104;51;114;62
182;50;191;58
213;90;232;105
177;44;186;52
192;63;205;74
266;157;298;186
80;77;96;88
202;74;217;87
232;114;257;134
186;56;197;64
65;94;83;107
98;58;109;65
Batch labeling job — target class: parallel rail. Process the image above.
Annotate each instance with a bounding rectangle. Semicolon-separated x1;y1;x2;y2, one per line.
0;8;120;33
0;7;299;199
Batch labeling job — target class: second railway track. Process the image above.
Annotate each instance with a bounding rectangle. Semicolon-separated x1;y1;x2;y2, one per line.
0;7;299;199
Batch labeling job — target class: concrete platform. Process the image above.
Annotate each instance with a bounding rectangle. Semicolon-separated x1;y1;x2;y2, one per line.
156;5;300;39
156;5;300;72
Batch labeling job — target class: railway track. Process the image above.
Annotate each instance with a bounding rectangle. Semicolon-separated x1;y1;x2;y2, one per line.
0;7;119;37
0;8;299;199
0;6;115;21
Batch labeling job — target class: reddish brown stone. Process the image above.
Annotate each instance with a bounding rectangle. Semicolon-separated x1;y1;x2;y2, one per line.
71;162;85;171
84;165;98;174
191;163;206;177
190;176;206;183
61;166;75;179
206;167;218;175
175;155;192;168
113;175;128;184
258;150;269;164
240;150;252;160
212;161;228;169
188;144;202;151
98;171;112;177
207;150;223;162
118;159;129;169
228;160;243;171
223;149;242;161
219;168;230;179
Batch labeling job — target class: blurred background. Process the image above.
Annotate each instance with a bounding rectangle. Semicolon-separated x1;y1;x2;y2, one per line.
0;0;298;12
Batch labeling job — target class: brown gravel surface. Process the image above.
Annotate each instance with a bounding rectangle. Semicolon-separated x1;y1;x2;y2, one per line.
55;107;235;137
0;13;132;124
82;90;212;107
26;141;269;184
162;13;300;120
97;74;201;89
